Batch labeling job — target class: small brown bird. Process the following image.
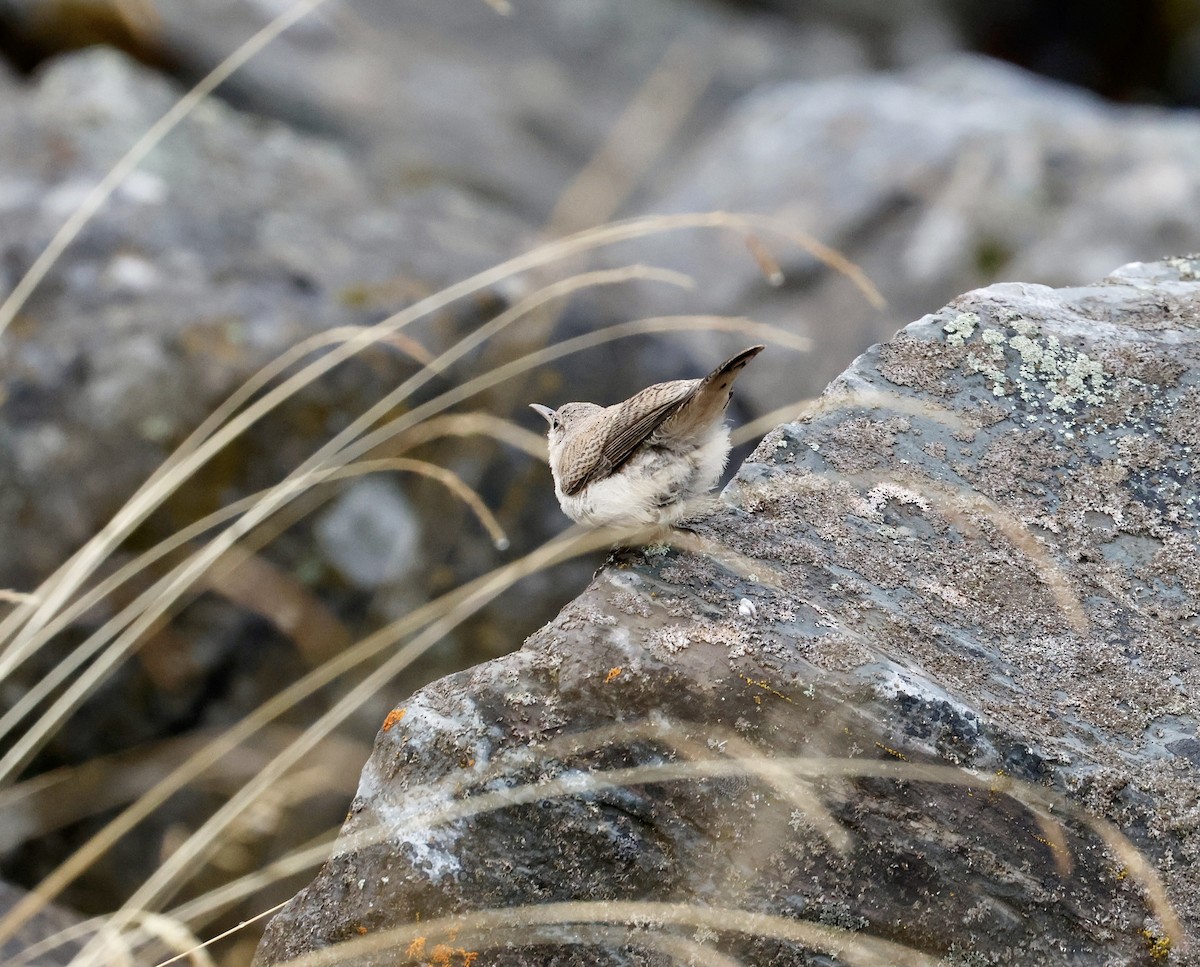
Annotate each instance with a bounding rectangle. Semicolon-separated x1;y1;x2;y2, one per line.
531;345;764;527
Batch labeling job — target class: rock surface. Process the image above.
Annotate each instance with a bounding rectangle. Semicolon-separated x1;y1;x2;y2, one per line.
256;257;1200;966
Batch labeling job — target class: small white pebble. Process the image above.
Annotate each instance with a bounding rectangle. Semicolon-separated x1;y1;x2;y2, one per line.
738;597;758;619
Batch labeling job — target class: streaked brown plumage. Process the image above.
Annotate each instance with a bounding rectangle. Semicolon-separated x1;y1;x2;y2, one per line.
531;345;764;527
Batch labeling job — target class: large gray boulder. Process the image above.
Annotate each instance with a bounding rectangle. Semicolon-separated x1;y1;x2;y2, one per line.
256;257;1200;966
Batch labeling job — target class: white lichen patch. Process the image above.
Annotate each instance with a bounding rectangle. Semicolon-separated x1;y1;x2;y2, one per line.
399;697;496;767
1165;254;1200;281
943;311;980;346
658;626;691;654
850;483;931;522
504;691;543;707
359;760;464;884
922;580;970;609
963;316;1112;412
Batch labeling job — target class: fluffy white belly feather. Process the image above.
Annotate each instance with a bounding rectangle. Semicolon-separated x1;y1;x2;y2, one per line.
554;425;731;527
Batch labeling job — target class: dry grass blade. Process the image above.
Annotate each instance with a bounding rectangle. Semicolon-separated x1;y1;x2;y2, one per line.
383;412;547;460
55;740;1178;963
729;384;1088;634
24;522;821;963
0;269;686;760
0;525;629;956
0;0;332;339
497;714;852;854
202;549;353;667
149;902;291;967
1;206;870;662
0;536;268;784
546;30;714;236
731;387;976;448
334;313;813;487
151;917;743;967
0;310;805;775
0;265;687;671
877;476;1088;635
0;590;38;605
0;422;535;736
126;912;216;967
817;758;1184;948
174;325;435;464
338;457;509;549
267;900;940;967
0;728;363;852
258;754;1177;952
665;525;786;590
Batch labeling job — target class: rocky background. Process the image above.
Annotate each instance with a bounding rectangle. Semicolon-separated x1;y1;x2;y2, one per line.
0;0;1198;964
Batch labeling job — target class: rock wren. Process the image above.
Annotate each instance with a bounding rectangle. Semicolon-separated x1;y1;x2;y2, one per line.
531;345;764;527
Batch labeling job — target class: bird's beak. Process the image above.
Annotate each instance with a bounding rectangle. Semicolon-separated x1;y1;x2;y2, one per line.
529;403;556;425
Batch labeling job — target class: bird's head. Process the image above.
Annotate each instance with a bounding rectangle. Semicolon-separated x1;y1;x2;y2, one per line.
530;401;601;450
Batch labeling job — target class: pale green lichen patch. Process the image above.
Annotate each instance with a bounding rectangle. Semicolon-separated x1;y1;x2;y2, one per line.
942;311;980;347
957;314;1112;412
965;327;1011;397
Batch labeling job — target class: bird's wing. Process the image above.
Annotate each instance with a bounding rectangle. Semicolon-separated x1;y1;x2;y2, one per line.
661;344;764;441
557;379;698;497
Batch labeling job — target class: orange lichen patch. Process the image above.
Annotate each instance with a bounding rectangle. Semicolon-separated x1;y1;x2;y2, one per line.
873;741;908;761
604;667;622;683
430;943;481;965
382;707;407;732
738;673;793;703
405;936;426;959
355;924;368;935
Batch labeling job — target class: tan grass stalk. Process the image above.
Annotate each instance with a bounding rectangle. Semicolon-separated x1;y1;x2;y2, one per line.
153;916;745;967
0;0;333;338
54;742;1179;963
342;458;510;549
0;270;686;748
0;311;799;774
265;900;939;967
0;265;687;671
0;424;536;743
0;525;640;953
1;209;868;663
228;755;1178;950
544;33;714;238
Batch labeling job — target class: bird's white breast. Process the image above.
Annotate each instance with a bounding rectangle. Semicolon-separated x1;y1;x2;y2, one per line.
552;424;731;527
